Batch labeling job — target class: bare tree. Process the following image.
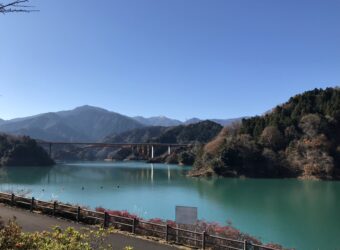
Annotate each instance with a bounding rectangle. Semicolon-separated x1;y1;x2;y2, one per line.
260;125;284;150
0;0;36;13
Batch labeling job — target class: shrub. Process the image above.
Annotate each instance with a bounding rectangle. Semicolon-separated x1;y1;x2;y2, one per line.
0;217;130;250
95;207;287;249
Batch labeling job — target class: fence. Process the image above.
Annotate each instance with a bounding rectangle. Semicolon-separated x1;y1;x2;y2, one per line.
0;192;278;250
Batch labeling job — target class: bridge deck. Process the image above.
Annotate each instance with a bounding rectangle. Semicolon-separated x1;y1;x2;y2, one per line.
37;142;191;147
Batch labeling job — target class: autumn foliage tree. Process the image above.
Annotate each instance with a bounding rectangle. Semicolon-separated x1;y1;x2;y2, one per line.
192;87;340;179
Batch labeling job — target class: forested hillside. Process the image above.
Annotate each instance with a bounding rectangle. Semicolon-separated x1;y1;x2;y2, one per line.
55;121;223;164
0;134;54;166
105;126;167;144
191;88;340;179
105;120;222;144
144;120;223;164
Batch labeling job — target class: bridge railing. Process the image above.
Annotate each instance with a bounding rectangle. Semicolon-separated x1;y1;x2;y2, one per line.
0;192;279;250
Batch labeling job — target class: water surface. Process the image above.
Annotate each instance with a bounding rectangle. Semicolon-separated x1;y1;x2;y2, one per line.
0;161;339;250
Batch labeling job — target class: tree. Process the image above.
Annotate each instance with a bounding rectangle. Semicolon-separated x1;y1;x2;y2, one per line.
191;87;340;179
0;0;35;13
299;114;321;137
260;126;284;150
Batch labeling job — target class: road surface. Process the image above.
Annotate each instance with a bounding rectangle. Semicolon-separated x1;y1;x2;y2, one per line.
0;203;182;250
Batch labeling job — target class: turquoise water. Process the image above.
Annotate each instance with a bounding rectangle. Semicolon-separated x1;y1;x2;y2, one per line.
0;161;339;250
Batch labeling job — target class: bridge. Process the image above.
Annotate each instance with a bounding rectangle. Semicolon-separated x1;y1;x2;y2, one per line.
37;141;191;159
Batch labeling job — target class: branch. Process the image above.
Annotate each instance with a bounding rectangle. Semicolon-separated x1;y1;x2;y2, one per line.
0;0;37;13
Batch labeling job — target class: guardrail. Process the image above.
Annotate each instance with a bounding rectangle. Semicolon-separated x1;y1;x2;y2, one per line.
0;192;278;250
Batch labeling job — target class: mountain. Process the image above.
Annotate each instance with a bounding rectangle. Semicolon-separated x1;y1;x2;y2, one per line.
210;118;244;126
191;87;340;179
56;106;143;140
150;120;223;144
133;116;182;127
104;126;167;144
0;113;87;142
0;105;242;142
184;117;244;126
134;116;243;127
184;118;201;125
105;120;223;144
54;120;223;163
61;120;218;164
0;106;144;142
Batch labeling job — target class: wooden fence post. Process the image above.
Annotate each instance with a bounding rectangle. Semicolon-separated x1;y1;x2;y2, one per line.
132;218;137;234
77;206;81;222
53;201;57;216
30;197;35;212
104;212;109;228
244;240;248;250
11;193;14;206
165;224;169;242
202;231;206;249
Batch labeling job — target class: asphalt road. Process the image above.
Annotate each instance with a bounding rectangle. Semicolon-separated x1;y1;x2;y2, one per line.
0;203;180;250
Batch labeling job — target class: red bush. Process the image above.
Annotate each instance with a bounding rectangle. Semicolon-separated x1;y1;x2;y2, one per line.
94;206;285;249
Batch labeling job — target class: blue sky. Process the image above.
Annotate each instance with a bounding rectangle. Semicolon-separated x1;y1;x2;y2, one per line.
0;0;339;121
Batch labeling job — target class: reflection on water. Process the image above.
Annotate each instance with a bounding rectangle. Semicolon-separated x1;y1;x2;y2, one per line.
0;161;339;250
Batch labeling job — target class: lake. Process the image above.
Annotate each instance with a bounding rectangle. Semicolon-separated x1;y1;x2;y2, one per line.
0;161;339;250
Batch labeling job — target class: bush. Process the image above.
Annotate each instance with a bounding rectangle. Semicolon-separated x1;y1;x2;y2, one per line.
0;217;131;250
178;151;195;165
94;208;288;249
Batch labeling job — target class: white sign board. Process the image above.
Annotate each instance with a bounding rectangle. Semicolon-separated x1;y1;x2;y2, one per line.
175;206;197;225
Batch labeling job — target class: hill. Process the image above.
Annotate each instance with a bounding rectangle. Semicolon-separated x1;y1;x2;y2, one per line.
105;120;223;144
104;126;167;144
0;134;54;166
191;87;340;179
133;116;243;127
113;120;223;164
55;121;223;164
0;106;239;142
149;120;223;144
133;116;182;127
0;106;144;142
184;117;244;126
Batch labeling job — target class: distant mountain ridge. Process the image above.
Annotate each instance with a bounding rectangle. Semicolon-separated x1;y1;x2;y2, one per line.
134;116;243;127
0;106;144;142
133;116;182;127
184;117;244;126
0;105;242;142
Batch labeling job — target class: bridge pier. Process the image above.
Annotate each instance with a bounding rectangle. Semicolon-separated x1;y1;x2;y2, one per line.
151;146;154;159
168;165;171;181
151;164;154;182
168;146;171;155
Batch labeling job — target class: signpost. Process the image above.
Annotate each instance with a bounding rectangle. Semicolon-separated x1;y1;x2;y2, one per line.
175;205;197;225
175;206;198;245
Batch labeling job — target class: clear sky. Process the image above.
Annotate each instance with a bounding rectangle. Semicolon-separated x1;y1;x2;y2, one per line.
0;0;339;121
